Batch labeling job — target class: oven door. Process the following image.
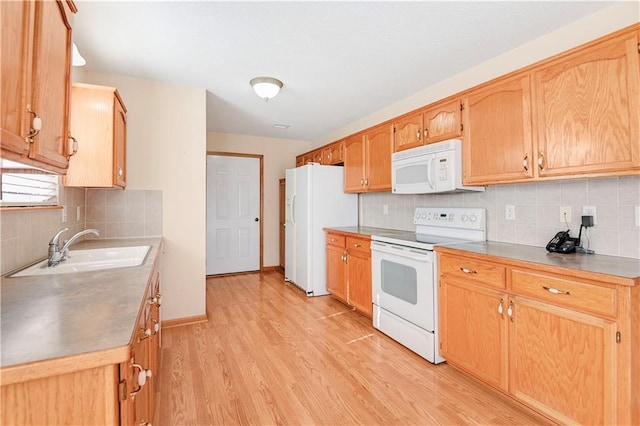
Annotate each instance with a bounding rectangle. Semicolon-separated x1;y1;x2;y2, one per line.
371;241;435;331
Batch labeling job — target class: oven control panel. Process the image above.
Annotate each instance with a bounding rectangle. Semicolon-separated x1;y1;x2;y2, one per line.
414;207;485;229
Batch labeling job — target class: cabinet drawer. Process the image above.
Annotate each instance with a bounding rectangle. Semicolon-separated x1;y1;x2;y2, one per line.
511;269;616;318
346;236;370;255
439;254;506;290
326;233;345;248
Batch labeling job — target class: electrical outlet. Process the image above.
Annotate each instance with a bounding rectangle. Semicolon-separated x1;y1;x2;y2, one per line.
383;204;389;215
505;205;515;220
61;207;67;223
76;206;81;221
559;206;571;223
582;206;597;225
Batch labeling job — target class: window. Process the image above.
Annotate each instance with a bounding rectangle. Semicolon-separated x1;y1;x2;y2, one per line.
0;159;59;207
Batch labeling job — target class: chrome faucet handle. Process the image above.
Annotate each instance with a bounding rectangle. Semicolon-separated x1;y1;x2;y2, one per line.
49;228;69;247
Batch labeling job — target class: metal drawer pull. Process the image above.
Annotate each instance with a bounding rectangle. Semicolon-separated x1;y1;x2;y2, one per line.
460;267;477;274
507;300;514;322
353;243;361;248
130;363;152;397
543;286;570;295
497;298;504;317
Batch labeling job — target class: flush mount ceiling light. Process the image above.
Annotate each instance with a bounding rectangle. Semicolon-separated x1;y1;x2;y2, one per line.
250;77;283;102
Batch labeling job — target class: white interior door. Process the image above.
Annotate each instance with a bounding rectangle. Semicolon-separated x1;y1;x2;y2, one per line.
206;155;260;275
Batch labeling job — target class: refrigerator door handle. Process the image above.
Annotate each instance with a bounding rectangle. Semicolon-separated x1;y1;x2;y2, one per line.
291;194;296;225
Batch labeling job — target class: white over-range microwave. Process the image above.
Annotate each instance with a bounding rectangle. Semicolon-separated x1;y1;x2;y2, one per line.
391;138;485;194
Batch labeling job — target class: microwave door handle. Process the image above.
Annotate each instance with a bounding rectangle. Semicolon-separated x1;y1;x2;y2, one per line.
427;156;435;189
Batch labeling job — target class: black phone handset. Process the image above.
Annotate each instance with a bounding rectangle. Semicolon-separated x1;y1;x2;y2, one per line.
546;230;577;253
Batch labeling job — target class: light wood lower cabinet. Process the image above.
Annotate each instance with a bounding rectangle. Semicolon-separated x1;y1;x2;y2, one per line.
0;250;162;426
437;248;638;425
325;231;372;318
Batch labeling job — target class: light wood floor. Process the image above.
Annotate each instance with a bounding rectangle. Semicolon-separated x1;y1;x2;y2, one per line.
153;271;553;425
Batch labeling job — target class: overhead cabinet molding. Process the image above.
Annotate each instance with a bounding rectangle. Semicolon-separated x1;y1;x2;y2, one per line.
64;83;127;188
1;0;77;174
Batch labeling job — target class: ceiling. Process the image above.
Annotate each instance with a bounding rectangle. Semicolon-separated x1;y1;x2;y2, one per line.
72;1;617;142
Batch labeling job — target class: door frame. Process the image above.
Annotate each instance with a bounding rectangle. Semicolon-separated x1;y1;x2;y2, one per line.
206;151;264;274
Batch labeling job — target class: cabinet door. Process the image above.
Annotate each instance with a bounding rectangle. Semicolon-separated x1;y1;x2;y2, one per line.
463;74;534;185
0;0;31;156
439;278;508;391
326;244;347;303
393;112;423;152
510;296;616;425
323;140;344;165
346;246;372;318
364;124;392;192
114;95;127;188
424;99;462;143
28;0;73;171
344;134;365;192
533;32;640;177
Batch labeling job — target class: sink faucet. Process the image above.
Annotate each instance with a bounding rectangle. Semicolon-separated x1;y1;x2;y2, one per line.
48;228;100;267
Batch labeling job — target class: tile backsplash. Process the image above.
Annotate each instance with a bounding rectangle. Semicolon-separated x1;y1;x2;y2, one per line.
85;189;163;239
1;188;163;275
361;176;640;259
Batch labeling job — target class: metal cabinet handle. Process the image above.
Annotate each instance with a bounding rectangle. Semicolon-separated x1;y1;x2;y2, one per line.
137;327;152;342
522;154;528;172
26;107;42;143
543;286;570;295
129;364;152;397
151;319;160;334
538;152;545;170
460;267;477;274
364;178;369;187
416;130;421;140
67;135;78;158
353;243;361;248
497;298;504;318
507;300;514;322
424;127;429;139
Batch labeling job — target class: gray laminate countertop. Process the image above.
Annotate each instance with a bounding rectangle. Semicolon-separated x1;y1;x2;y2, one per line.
323;226;409;238
1;237;163;368
437;241;640;283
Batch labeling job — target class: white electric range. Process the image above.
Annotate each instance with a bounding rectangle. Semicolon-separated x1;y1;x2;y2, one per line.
370;207;486;364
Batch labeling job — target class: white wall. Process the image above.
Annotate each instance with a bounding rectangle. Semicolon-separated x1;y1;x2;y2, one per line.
313;2;640;146
207;132;312;267
79;72;207;322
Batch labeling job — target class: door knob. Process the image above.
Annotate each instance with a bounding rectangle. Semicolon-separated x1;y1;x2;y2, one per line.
254;218;259;222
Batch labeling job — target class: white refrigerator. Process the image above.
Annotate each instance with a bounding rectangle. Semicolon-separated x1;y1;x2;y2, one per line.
285;164;358;296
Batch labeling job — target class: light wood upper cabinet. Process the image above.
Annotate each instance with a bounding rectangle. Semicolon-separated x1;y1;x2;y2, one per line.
392;112;423;152
364;124;392;191
344;133;366;192
323;140;344;165
423;98;462;143
64;84;128;188
533;31;640;177
344;125;392;193
1;0;76;174
462;73;534;185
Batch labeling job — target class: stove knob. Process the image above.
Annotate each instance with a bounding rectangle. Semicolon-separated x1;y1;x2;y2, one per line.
461;214;468;222
470;214;477;222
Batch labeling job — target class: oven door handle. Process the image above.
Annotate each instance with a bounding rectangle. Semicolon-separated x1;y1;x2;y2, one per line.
371;242;433;262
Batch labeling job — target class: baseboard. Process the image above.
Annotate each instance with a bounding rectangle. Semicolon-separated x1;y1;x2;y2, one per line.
262;265;282;272
162;314;208;329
